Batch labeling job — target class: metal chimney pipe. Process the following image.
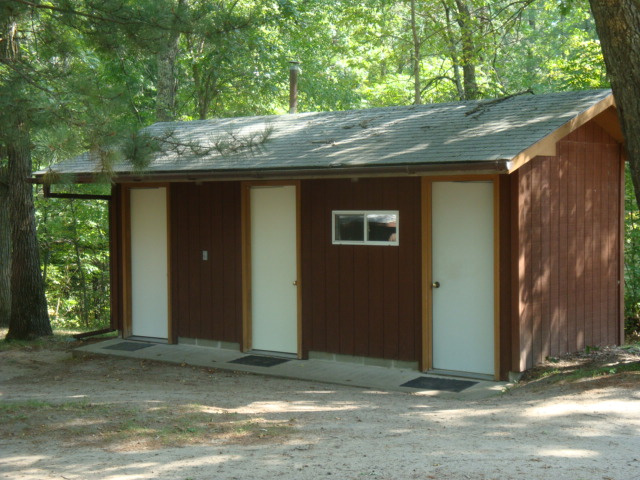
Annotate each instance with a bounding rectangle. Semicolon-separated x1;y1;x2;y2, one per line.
289;61;301;114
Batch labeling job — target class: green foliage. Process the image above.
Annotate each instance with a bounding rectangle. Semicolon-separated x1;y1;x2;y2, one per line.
491;0;607;94
34;184;111;330
624;165;640;335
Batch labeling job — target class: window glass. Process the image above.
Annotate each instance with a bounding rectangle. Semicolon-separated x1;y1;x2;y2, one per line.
332;211;399;245
366;213;397;242
335;214;364;241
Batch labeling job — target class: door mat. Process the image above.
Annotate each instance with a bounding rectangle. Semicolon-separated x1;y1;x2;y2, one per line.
229;355;290;368
400;376;477;392
103;342;154;352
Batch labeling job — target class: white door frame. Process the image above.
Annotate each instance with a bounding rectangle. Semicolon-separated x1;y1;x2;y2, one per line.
241;181;302;357
421;176;500;379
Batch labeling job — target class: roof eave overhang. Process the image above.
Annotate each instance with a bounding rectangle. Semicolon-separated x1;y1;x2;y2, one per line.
507;93;619;173
31;160;510;185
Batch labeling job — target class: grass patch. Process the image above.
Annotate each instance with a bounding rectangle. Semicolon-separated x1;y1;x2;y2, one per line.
0;333;72;352
515;344;640;388
0;400;60;412
0;400;295;450
521;360;640;386
537;368;561;379
0;328;116;352
621;342;640;352
562;361;640;381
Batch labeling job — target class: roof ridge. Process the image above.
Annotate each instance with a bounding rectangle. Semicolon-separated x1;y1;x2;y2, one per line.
145;89;612;130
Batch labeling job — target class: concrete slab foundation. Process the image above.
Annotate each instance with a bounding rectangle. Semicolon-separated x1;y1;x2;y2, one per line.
74;338;509;399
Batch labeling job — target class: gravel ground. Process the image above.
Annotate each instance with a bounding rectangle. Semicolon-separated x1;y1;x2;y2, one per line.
1;344;639;480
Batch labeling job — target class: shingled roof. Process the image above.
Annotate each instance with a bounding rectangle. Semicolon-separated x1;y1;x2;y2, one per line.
35;89;615;182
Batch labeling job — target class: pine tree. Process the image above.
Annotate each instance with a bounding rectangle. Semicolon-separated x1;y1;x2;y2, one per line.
590;0;640;209
1;5;51;338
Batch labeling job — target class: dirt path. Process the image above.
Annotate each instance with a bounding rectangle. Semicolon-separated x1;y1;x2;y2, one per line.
1;348;639;480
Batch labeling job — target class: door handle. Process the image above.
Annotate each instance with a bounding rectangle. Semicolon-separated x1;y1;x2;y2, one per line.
431;281;440;288
293;280;298;286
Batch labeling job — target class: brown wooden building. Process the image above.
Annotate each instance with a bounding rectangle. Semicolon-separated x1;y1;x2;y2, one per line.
35;89;625;380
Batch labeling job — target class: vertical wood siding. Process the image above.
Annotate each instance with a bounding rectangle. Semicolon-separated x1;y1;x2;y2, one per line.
110;184;123;331
169;182;242;343
300;177;422;362
514;122;622;370
498;176;513;380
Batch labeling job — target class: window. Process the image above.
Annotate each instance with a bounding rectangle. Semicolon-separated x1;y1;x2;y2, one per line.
332;211;399;245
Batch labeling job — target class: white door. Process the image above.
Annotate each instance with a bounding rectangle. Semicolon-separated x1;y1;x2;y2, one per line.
431;181;494;376
130;187;168;339
250;185;298;354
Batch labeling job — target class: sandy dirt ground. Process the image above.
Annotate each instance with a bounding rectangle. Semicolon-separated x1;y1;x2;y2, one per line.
1;346;640;480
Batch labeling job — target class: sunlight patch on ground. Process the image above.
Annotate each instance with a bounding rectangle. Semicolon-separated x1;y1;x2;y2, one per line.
484;431;517;437
407;407;504;422
95;459;170;479
0;455;46;467
134;452;244;478
524;400;640;418
49;417;109;428
299;390;337;394
536;448;598;458
234;401;364;414
429;407;504;417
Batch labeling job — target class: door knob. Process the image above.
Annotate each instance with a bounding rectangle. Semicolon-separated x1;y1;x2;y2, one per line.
431;281;440;288
293;280;298;286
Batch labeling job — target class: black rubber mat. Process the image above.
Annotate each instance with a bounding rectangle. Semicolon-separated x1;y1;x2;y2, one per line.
401;376;477;392
103;342;154;352
229;355;290;367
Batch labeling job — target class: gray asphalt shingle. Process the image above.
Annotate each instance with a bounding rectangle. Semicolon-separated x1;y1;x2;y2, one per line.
36;89;612;178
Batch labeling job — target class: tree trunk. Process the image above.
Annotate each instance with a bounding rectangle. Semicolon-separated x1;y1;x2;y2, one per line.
410;0;422;105
0;167;10;327
454;0;479;100
589;0;640;209
5;125;51;339
192;60;215;120
443;1;465;100
2;15;51;339
155;36;180;122
155;0;185;122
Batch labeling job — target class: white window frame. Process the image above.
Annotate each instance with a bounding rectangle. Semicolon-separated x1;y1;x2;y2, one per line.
332;210;399;246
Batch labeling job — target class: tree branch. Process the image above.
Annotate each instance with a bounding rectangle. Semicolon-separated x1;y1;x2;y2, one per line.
9;0;136;26
465;89;534;117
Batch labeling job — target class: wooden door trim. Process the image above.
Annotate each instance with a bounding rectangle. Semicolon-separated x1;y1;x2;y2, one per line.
241;180;302;357
492;178;501;380
241;183;252;352
121;186;132;338
420;175;501;379
165;184;174;344
420;179;432;371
